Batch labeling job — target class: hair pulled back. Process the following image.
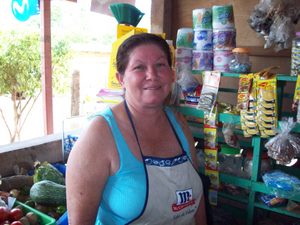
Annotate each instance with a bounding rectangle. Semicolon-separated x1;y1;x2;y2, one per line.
116;33;172;75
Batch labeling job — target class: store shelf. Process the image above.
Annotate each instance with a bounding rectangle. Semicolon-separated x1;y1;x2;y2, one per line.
252;182;300;202
219;174;300;203
192;71;297;82
276;74;298;81
178;105;300;133
176;105;204;118
176;73;300;225
177;105;240;124
254;202;300;219
218;191;249;204
220;173;251;189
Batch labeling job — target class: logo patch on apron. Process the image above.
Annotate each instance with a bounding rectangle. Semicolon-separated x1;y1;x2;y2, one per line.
172;188;196;212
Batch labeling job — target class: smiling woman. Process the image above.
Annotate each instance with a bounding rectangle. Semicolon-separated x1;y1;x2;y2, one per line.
66;33;207;225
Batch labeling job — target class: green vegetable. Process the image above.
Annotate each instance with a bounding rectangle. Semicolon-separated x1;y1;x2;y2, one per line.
33;161;65;185
56;205;67;214
30;180;66;206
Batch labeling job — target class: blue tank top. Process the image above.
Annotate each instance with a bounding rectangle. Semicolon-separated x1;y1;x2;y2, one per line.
95;106;191;225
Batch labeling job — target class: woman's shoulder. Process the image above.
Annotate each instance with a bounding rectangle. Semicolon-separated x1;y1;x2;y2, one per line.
83;104;124;146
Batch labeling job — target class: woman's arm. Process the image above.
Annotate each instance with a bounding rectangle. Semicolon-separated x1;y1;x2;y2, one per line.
66;117;114;225
195;195;207;225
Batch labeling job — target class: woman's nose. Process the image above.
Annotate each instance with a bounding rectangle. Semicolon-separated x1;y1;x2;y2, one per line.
146;66;158;79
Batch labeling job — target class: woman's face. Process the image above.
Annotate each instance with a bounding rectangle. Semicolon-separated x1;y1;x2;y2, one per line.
118;44;174;108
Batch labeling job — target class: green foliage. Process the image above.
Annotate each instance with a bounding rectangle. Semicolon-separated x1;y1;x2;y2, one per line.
52;38;72;94
0;31;71;97
0;31;40;97
0;30;71;143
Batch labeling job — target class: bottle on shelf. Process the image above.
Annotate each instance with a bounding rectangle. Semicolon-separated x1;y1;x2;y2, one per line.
229;47;251;73
291;32;300;76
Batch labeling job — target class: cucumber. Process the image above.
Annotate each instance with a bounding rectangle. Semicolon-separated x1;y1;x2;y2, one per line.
30;180;66;206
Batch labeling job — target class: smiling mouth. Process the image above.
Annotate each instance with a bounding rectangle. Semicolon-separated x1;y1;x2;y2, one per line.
144;86;161;90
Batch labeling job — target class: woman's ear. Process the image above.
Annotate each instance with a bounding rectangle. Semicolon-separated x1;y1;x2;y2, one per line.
116;72;125;88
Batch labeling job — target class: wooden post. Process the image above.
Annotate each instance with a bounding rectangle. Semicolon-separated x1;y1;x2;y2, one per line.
71;70;80;116
151;0;172;39
40;0;53;134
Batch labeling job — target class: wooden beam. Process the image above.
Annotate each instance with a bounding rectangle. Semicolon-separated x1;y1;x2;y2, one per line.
40;0;53;134
151;0;172;39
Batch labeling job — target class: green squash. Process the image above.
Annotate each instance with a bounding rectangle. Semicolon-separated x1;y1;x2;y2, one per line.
30;180;66;206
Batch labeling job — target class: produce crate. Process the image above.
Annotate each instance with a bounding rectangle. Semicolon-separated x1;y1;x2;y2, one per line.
14;201;56;225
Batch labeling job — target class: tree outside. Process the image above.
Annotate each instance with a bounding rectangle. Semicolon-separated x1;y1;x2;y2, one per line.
0;31;71;143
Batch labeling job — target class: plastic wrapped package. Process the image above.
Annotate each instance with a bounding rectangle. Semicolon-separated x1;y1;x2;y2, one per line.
264;16;294;51
262;170;300;198
260;194;287;207
177;70;199;93
248;0;300;51
265;117;300;165
222;121;239;148
197;71;221;114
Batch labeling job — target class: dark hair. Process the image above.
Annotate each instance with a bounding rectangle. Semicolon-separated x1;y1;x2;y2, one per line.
116;33;172;75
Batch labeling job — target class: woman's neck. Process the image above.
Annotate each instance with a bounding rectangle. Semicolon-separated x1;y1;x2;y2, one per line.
124;100;166;124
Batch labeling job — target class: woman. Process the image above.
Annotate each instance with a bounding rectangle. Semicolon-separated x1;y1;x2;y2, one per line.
66;33;207;225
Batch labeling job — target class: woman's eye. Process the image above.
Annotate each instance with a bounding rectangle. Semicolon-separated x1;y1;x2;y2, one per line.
133;65;145;71
156;62;167;68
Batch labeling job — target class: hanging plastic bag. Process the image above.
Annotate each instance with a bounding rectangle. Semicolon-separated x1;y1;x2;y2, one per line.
265;117;300;165
248;0;300;51
222;120;239;148
177;69;199;93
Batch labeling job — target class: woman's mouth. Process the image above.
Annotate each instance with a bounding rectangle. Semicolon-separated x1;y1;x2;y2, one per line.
144;86;161;90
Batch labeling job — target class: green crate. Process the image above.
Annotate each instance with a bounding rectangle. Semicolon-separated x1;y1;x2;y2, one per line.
14;201;56;225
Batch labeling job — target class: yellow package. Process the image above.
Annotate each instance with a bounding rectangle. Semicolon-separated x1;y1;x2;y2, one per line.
117;24;148;39
256;77;277;137
204;148;218;170
294;75;300;102
204;126;217;148
205;169;220;190
237;74;253;110
108;29;147;89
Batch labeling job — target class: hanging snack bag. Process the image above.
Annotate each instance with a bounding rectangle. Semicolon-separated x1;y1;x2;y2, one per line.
205;169;220;190
239;74;259;137
204;148;218;170
256;77;277;137
197;71;221;114
222;120;239;148
204;125;218;149
237;74;253;110
293;75;300;122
